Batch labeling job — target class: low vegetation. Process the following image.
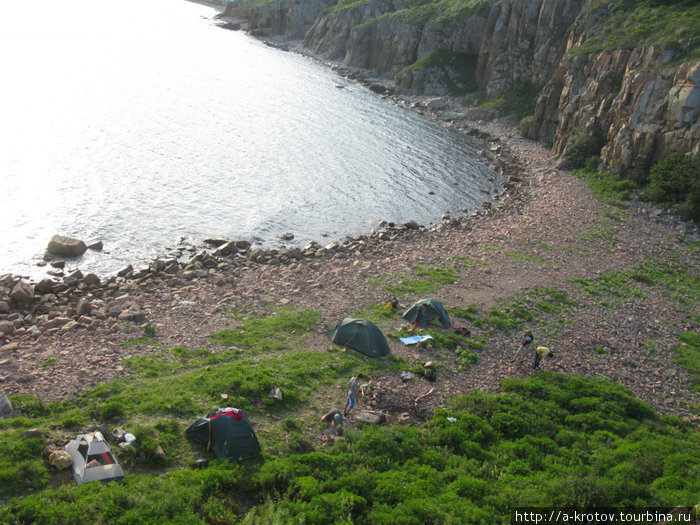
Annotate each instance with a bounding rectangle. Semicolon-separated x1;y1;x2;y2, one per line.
641;152;700;223
1;373;697;523
399;50;479;95
475;81;542;122
571;0;700;61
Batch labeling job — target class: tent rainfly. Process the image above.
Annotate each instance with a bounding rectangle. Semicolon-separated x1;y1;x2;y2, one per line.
63;431;125;486
403;298;451;329
186;408;261;461
325;317;391;357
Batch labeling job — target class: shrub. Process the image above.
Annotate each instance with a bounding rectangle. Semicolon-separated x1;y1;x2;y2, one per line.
642;152;700;222
565;126;606;170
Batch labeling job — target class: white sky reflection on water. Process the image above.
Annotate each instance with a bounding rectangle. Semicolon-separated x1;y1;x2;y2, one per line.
0;0;499;278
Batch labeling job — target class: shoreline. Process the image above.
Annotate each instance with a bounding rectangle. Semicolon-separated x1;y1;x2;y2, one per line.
1;108;698;421
1;6;698;423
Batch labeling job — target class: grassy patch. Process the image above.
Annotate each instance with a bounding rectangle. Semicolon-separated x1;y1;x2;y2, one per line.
504;251;548;265
570;0;700;62
384;265;460;296
449;288;577;336
673;332;700;392
353;302;402;326
575;167;639;207
571;272;644;300
578;218;620;246
211;306;321;352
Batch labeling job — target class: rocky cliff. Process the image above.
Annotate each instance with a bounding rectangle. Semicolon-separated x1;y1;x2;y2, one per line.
223;0;700;176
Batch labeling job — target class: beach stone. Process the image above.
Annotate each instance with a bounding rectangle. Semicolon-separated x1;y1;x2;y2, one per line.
0;392;13;418
204;238;228;247
83;273;101;286
120;309;146;324
214;242;238;257
87;241;103;251
34;279;56;294
0;321;14;336
117;265;134;278
0;302;9;314
11;281;34;305
47;235;87;257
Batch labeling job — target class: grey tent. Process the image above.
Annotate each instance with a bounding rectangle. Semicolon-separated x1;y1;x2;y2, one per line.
64;431;125;486
186;408;261;461
325;318;391;357
403;298;451;329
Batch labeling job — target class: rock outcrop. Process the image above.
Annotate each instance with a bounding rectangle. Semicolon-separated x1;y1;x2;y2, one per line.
223;0;699;177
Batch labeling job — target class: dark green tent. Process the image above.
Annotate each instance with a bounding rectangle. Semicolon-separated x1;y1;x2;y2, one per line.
186;408;261;461
325;318;391;357
403;298;451;329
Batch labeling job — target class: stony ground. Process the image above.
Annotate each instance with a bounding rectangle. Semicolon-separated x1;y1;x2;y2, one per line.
1;107;698;425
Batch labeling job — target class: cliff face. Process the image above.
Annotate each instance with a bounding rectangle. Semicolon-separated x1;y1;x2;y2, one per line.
475;0;585;96
224;0;700;176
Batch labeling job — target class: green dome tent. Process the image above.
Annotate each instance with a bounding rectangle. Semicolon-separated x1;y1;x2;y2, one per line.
403;298;451;329
186;408;261;461
325;318;391;357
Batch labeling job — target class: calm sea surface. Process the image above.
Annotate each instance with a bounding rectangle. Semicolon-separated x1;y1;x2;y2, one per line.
0;0;499;279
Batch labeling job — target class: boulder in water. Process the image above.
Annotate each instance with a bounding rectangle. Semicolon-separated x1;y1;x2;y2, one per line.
47;235;87;257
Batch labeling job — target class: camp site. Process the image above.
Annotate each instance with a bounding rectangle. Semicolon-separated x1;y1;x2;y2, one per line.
1;0;700;520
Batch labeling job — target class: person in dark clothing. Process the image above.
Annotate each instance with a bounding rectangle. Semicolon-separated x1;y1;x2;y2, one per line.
513;329;534;360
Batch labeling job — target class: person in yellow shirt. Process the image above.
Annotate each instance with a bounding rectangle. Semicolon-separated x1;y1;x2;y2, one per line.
534;346;554;370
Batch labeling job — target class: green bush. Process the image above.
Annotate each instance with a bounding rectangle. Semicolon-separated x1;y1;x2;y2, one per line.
642;152;700;222
478;81;542;121
565;126;606;170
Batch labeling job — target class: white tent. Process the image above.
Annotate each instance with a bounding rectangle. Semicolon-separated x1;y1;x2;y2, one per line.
64;431;124;486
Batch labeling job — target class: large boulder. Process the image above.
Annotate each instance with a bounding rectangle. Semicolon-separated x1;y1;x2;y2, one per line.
47;235;87;257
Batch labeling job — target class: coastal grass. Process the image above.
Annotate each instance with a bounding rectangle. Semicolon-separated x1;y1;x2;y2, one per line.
2;373;698;523
570;257;699;315
383;265;460;297
210;306;321;353
389;325;484;368
575;166;638;207
570;0;700;62
352;302;403;326
673;332;700;393
0;341;408;502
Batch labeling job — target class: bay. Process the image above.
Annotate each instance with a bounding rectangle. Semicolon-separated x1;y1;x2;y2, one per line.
0;0;499;279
